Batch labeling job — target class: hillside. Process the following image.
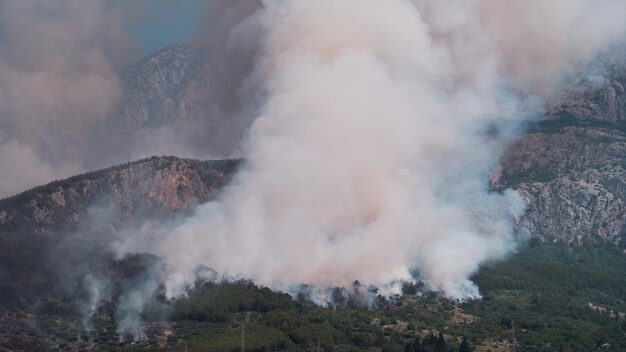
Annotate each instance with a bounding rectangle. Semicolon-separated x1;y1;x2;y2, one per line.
1;41;626;352
0;156;240;308
114;39;626;245
117;39;249;157
1;242;624;351
496;46;626;245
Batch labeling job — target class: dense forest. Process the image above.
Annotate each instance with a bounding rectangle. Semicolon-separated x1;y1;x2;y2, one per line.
1;242;625;351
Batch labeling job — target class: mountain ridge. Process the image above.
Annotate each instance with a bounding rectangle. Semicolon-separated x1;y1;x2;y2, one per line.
117;39;248;157
0;156;241;311
497;45;626;245
112;39;626;245
1;40;626;352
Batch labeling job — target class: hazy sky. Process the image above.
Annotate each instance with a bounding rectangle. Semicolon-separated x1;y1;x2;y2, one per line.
131;0;203;55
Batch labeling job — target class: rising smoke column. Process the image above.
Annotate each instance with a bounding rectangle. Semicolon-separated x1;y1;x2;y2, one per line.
122;0;626;300
416;0;626;94
0;0;139;197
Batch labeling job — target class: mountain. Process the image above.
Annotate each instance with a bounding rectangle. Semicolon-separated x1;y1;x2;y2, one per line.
115;39;626;246
1;156;240;234
0;156;240;307
496;46;626;245
1;40;626;351
117;39;249;157
1;159;625;351
2;41;624;309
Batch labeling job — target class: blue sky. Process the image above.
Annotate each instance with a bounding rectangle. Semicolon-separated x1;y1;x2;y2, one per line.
131;0;203;55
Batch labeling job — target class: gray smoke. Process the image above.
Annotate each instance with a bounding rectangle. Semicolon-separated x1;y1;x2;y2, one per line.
0;0;262;198
114;262;164;342
112;0;626;301
0;0;140;197
4;0;626;335
81;274;111;334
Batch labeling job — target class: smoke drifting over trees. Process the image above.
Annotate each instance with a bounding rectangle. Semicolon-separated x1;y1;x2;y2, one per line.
112;0;626;300
2;0;626;337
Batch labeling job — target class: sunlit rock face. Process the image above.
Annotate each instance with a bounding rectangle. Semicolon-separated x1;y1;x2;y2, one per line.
0;156;241;315
0;156;240;232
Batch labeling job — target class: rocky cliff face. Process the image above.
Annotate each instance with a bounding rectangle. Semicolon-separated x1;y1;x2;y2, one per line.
496;46;626;245
115;40;626;246
0;156;241;350
118;40;248;157
0;156;240;234
2;41;624;297
0;156;241;308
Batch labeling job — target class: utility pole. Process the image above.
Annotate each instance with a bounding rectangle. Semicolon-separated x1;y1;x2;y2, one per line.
510;320;517;352
241;322;245;352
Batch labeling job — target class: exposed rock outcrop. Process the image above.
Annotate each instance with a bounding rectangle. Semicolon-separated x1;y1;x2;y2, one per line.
0;156;241;235
118;40;248;157
116;40;626;246
497;46;626;245
0;156;241;309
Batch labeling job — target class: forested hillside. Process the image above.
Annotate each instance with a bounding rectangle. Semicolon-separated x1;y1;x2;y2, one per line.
2;243;624;351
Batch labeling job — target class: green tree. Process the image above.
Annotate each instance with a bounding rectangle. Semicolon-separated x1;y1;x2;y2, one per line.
436;332;448;352
413;337;423;352
459;337;471;352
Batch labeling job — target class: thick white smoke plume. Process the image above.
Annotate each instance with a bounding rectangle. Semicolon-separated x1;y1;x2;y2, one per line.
114;0;626;300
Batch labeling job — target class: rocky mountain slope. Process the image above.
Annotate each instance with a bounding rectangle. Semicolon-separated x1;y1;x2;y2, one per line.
118;39;248;157
0;156;241;307
2;52;624;308
0;39;624;316
1;156;240;233
0;42;625;350
114;39;626;246
497;46;626;246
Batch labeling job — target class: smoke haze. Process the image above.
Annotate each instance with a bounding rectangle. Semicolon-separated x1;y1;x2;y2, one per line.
2;0;626;330
109;0;626;301
0;0;140;197
0;0;258;198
